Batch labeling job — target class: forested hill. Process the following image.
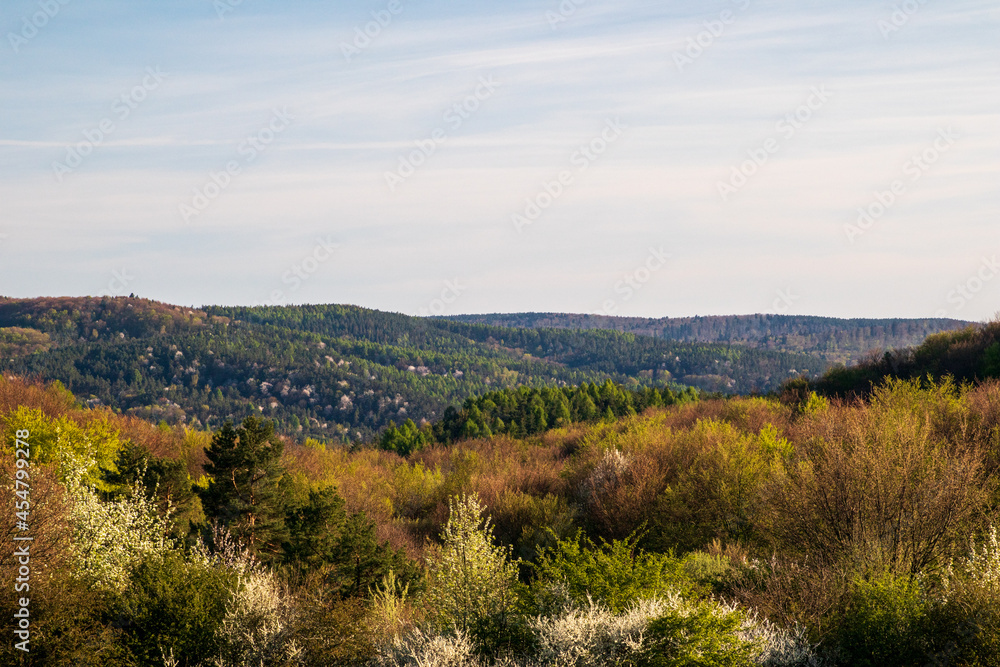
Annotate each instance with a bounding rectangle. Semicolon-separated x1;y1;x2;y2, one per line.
0;297;826;443
442;312;972;365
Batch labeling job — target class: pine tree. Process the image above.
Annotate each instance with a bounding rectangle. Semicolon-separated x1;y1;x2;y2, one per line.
199;416;287;560
572;388;599;421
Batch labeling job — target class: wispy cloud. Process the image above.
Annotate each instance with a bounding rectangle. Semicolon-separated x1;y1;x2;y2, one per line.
1;0;998;319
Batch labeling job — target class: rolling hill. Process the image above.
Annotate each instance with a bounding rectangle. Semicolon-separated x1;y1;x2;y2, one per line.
0;297;828;442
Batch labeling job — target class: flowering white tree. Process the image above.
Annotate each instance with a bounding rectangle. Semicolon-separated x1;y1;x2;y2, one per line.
62;454;173;589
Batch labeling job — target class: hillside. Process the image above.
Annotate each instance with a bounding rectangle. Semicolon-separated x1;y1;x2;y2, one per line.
0;297;826;442
814;320;1000;396
443;312;972;365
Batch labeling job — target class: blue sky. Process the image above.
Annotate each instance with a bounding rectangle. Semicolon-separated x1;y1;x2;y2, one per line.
1;0;998;320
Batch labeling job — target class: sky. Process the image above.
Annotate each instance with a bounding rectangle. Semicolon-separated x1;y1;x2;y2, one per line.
1;0;998;321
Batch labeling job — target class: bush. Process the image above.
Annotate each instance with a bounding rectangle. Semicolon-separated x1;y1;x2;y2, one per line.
637;602;754;667
531;531;693;614
828;572;931;667
766;379;988;576
65;463;174;590
114;551;237;666
213;567;302;667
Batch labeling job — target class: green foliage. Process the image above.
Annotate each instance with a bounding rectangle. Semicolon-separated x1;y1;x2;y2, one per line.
4;406;123;490
531;531;692;614
328;511;420;599
199;416;287;560
637;603;754;667
282;485;347;571
830;572;932;667
113;551;237;667
650;419;777;552
448;312;969;366
423;494;522;633
379;418;433;456
281;483;420;598
0;572;127;666
983;341;1000;378
103;440;201;536
424;380;693;444
815;320;1000;397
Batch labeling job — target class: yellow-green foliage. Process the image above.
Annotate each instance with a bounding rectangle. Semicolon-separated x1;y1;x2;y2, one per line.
5;406;124;490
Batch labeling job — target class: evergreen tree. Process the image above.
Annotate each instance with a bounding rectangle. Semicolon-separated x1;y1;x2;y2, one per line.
549;391;572;427
572;388;599;421
199;416;287;560
282;485;347;571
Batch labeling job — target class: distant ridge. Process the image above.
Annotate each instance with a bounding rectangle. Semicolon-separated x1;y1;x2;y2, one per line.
0;297;830;442
441;313;974;365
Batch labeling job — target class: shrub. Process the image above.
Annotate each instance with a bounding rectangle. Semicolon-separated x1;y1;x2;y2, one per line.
531;531;692;614
423;494;525;658
828;572;931;667
214;567;302;667
293;594;376;667
65;459;174;590
530;598;663;667
490;490;578;563
373;628;479;667
637;602;754;667
649;419;776;553
114;550;237;667
766;379;988;576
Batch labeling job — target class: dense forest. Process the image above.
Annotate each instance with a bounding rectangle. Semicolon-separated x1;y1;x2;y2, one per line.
0;297;827;442
445;312;971;364
378;381;700;455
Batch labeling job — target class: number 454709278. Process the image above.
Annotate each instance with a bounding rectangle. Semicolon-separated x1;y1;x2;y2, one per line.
14;429;30;504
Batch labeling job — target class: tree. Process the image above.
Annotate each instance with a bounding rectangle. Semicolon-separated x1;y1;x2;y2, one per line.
282;486;418;598
103;441;199;537
423;494;520;632
282;486;347;572
199;416;287;560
